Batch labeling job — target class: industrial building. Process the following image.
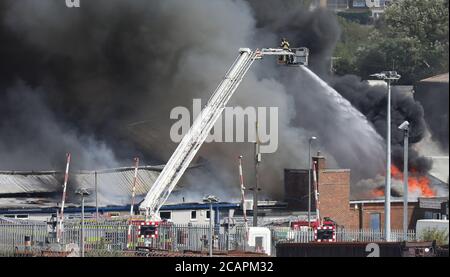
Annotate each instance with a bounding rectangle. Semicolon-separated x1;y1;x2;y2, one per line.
283;152;449;230
0;149;448;233
1;152;448;232
0;201;238;226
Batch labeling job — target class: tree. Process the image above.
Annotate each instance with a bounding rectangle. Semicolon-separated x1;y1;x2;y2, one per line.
333;16;373;75
358;0;449;83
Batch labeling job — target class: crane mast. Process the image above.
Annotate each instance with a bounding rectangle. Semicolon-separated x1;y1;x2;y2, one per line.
139;47;309;220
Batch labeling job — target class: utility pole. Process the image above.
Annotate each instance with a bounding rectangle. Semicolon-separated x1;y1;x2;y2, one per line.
130;157;140;216
238;156;248;239
253;122;261;227
95;171;99;250
95;171;98;222
127;157;140;249
209;202;213;256
203;195;218;257
76;188;90;258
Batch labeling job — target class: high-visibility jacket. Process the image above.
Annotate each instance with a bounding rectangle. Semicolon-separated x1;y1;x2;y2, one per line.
281;41;290;50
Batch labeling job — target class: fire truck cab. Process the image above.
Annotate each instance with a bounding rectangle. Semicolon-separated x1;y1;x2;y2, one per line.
290;217;337;242
130;219;160;239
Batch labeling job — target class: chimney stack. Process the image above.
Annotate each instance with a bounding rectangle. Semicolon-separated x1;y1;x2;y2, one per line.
312;151;326;171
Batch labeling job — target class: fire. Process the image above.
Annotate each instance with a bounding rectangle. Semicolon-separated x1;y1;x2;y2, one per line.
372;187;385;197
371;165;436;198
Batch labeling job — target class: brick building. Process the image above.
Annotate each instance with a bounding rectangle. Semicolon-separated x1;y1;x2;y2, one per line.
349;199;418;230
312;154;358;228
284;152;428;230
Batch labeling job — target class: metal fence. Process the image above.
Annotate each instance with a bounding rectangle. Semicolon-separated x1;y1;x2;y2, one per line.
270;227;416;243
0;220;249;256
0;220;416;257
0;221;50;256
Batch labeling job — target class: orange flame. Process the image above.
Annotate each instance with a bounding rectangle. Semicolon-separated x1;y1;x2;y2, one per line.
372;187;385;197
371;165;436;198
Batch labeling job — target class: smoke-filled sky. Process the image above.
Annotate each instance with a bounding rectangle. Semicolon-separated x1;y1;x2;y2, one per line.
0;0;438;200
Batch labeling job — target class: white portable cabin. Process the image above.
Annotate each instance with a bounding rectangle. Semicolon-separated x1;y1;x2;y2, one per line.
247;227;271;256
416;219;449;244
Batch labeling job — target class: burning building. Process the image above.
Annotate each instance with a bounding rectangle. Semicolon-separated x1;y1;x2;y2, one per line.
284;153;448;230
0;0;446;210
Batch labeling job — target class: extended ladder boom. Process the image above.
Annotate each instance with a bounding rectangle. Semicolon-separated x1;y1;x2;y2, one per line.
140;48;258;218
139;47;309;219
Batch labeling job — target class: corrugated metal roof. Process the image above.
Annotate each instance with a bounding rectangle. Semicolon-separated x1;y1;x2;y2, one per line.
73;167;161;206
0;166;164;206
0;173;61;194
419;197;448;210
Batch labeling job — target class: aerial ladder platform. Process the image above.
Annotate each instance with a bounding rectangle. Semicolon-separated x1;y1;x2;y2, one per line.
139;47;309;224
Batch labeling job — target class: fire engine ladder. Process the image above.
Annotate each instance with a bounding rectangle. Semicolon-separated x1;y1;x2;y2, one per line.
140;48;259;219
139;47;308;220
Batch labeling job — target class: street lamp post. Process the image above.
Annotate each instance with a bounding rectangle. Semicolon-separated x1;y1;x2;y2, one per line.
308;136;317;228
203;195;219;257
371;71;401;241
76;188;90;257
399;121;410;241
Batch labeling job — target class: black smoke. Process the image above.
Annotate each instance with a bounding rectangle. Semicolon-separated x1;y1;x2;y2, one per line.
246;0;433;177
0;0;436;201
247;0;340;75
332;75;433;174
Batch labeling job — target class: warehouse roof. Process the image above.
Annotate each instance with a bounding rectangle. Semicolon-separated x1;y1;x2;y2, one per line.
418;197;448;210
0;166;165;207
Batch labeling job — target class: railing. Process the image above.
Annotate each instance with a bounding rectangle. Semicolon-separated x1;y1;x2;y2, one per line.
270;227;416;243
0;220;249;256
0;220;416;256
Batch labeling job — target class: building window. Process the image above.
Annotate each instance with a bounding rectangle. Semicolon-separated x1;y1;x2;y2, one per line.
425;211;441;219
3;215;15;218
160;211;171;220
370;213;381;231
206;210;211;220
191;210;197;220
16;214;29;219
353;0;366;8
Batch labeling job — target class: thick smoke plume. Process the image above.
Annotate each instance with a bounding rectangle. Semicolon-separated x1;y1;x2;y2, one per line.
242;0;436;193
332;75;432;174
0;0;438;202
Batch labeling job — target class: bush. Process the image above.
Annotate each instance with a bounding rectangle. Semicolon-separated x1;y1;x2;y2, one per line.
420;228;449;246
